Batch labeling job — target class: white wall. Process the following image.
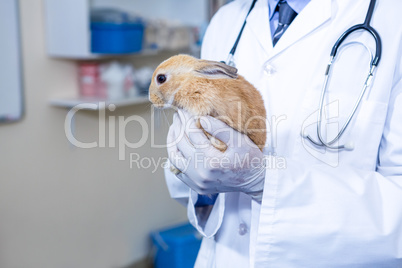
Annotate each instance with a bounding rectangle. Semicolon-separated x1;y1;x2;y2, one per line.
0;0;187;267
92;0;209;26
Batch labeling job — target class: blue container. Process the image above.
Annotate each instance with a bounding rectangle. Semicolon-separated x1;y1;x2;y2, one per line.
91;22;144;54
151;223;202;268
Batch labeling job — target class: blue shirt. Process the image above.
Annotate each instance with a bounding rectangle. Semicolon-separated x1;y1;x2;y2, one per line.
269;0;311;37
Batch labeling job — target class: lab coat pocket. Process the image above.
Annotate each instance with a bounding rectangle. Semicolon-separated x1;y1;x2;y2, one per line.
344;100;388;170
355;100;388;123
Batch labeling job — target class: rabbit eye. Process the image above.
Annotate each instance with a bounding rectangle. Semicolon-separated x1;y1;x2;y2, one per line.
157;74;167;84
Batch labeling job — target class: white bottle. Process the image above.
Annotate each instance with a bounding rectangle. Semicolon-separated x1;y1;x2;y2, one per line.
123;65;139;98
101;62;126;100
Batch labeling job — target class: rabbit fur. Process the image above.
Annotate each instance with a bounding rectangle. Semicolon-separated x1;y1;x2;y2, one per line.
149;54;267;151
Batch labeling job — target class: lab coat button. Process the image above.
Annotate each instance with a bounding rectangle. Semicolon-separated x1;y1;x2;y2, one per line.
264;65;276;76
238;223;248;235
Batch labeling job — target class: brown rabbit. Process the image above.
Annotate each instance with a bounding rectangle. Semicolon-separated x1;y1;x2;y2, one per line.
149;54;267;151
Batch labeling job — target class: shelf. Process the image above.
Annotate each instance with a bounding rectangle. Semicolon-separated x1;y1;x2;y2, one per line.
47;46;201;60
49;95;150;110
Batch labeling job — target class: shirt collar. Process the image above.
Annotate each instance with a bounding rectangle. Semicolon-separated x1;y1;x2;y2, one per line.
268;0;311;19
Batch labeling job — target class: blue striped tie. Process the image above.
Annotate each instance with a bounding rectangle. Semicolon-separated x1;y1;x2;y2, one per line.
272;0;297;46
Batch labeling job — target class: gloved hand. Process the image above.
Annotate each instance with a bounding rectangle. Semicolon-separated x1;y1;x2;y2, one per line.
167;109;266;202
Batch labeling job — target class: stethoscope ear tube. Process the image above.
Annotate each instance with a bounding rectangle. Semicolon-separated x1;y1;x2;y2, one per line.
330;0;381;67
330;25;381;67
223;0;258;67
229;0;258;56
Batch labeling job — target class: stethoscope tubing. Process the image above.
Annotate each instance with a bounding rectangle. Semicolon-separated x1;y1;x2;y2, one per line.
229;0;258;56
331;24;381;66
312;0;382;150
223;0;258;67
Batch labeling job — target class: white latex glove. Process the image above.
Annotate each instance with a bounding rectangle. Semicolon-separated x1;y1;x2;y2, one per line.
167;109;266;202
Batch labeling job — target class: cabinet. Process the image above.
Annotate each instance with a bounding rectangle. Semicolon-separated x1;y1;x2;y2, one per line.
44;0;207;59
45;0;94;58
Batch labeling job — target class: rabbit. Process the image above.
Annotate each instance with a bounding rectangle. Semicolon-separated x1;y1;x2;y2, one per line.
149;54;267;152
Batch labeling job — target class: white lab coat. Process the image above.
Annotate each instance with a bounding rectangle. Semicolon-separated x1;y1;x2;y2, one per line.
165;0;402;267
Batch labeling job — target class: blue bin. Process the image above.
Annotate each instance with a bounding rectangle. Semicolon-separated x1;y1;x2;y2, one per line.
91;22;144;54
151;223;202;268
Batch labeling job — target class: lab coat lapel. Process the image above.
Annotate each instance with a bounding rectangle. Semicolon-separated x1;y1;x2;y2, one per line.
270;0;332;59
246;0;274;57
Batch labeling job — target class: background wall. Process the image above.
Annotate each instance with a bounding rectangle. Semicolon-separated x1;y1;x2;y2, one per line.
0;0;198;267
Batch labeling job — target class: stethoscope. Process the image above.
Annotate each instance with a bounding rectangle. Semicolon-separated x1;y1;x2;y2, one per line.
222;0;382;151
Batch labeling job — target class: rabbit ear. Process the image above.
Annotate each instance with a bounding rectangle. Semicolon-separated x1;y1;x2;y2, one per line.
196;60;238;79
